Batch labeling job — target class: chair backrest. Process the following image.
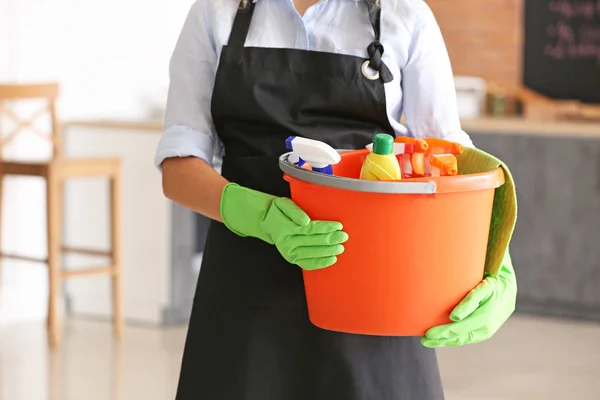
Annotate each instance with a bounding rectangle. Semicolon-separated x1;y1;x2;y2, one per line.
0;83;62;160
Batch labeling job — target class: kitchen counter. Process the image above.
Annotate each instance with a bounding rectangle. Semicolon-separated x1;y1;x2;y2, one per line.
64;117;600;139
462;117;600;138
64;119;163;132
467;124;600;322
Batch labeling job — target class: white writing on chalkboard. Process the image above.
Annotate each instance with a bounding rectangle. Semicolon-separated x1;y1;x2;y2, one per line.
544;0;600;65
549;0;600;19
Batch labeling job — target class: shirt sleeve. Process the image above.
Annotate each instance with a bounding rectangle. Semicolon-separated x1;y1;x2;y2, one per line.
154;0;220;168
401;2;474;148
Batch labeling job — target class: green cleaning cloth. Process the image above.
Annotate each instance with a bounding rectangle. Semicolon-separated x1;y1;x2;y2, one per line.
421;147;518;347
455;146;517;277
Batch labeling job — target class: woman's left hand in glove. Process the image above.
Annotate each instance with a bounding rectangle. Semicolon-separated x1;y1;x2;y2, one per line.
421;252;517;348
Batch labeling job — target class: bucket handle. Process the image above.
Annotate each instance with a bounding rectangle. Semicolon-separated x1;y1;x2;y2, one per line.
279;152;437;195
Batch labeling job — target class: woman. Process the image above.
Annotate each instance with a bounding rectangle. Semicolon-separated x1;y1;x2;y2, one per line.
156;0;516;398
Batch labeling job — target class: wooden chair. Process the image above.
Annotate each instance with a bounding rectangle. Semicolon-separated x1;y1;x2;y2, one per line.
0;83;123;347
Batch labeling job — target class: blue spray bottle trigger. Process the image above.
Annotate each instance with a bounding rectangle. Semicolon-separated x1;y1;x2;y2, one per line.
286;136;304;166
312;165;333;175
285;136;296;151
286;136;307;166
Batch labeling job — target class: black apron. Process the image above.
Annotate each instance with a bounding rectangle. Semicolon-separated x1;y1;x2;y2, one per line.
176;2;445;399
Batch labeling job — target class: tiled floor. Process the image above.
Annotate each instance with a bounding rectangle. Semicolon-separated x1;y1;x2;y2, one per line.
1;314;599;400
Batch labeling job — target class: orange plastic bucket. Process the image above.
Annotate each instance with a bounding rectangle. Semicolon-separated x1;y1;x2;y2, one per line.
280;149;505;336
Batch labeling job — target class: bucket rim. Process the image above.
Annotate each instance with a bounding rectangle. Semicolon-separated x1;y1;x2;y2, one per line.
279;150;505;194
280;151;437;194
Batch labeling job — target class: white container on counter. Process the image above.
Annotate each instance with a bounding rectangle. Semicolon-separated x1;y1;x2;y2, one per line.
454;76;487;119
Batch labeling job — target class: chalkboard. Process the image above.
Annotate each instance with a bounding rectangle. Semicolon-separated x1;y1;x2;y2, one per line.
524;0;600;103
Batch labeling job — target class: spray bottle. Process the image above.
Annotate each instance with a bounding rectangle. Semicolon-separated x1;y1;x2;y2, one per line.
393;137;429;177
285;136;341;175
430;154;459;177
424;138;464;176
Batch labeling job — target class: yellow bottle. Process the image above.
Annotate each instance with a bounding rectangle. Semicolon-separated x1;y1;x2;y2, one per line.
360;133;402;181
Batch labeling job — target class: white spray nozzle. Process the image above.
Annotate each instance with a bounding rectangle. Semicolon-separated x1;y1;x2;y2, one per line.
286;136;341;168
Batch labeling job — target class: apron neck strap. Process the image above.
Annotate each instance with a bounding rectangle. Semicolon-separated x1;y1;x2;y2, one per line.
368;5;382;42
228;0;256;47
227;0;393;83
228;0;383;48
366;5;394;83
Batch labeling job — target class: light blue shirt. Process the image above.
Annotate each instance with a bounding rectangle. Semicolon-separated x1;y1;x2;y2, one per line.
155;0;473;168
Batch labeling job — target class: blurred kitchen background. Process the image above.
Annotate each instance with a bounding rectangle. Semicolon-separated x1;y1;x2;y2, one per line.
1;0;600;399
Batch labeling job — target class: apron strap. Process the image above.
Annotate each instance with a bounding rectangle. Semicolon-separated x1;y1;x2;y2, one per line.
228;0;393;84
228;0;257;47
367;6;394;83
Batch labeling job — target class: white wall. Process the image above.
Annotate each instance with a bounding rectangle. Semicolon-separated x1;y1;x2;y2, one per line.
11;0;193;120
0;0;195;325
63;126;172;325
0;0;15;79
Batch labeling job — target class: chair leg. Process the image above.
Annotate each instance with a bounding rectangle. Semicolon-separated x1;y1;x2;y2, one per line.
47;172;63;347
110;172;124;338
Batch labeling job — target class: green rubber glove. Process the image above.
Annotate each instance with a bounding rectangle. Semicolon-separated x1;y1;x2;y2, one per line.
220;183;348;270
421;251;517;347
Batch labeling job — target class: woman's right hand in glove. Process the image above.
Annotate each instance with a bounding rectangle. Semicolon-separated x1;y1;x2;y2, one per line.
220;183;348;270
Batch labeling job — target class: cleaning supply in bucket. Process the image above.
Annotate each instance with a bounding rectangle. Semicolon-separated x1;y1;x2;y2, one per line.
424;138;464;176
393;136;429;177
425;138;464;155
430;154;458;176
285;136;341;175
365;137;427;179
360;133;402;181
